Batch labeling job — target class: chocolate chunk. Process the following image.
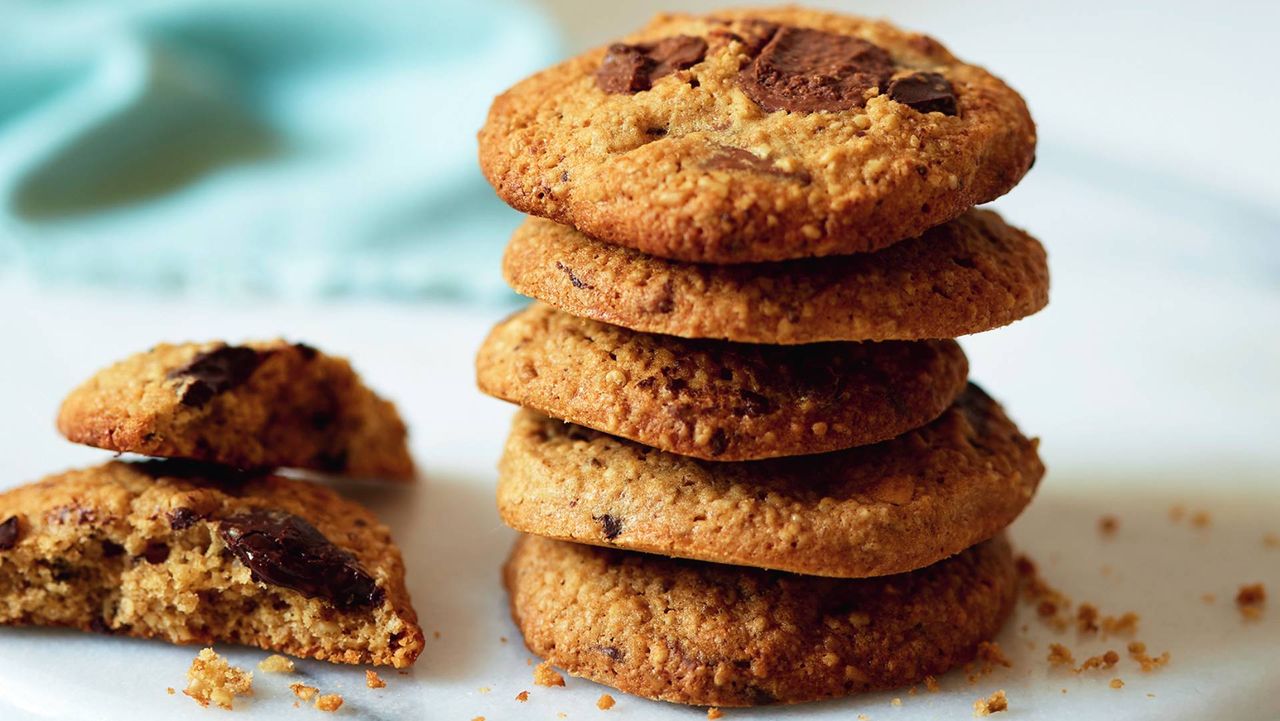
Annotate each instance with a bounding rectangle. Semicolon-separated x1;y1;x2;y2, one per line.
555;261;594;290
168;507;201;530
142;541;170;564
738;26;894;113
707;428;730;457
167;345;266;408
0;516;19;550
293;343;319;360
703;146;811;184
597;35;708;94
887;71;958;115
594;514;623;540
593;644;625;662
219;509;382;611
101;540;125;558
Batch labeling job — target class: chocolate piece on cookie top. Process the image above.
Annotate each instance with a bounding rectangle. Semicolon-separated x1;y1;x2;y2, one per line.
219;509;384;611
597;36;708;93
888;71;958;115
737;25;895;113
167;344;267;408
0;515;19;550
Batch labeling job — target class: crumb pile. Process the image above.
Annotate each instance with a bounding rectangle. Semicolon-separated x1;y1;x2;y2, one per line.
0;341;425;673
476;5;1047;708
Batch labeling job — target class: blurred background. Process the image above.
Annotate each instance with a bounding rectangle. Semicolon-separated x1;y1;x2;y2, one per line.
2;0;1276;300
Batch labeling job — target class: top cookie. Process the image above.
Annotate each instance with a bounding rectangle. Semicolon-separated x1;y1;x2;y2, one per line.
58;341;414;481
479;7;1036;263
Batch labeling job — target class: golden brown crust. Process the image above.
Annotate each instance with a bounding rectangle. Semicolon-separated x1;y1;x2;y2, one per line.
503;533;1017;706
476;304;968;461
0;461;424;667
57;341;414;481
478;8;1036;263
504;210;1048;344
498;384;1042;577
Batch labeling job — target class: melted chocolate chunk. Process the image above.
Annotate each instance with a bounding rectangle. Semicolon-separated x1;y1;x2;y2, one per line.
292;343;319;361
101;540;125;558
555;261;594;290
167;345;266;408
593;644;625;662
141;541;170;564
738;26;894;113
0;516;19;550
597;35;708;94
703;146;811;184
887;71;958;115
168;507;201;530
218;510;382;611
594;514;623;540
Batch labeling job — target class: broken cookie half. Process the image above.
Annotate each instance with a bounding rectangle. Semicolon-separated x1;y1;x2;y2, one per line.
57;340;414;481
0;460;424;667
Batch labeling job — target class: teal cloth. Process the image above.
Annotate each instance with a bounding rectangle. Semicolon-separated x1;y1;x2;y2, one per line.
0;0;559;299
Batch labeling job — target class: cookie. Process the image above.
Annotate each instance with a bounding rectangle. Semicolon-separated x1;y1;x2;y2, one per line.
475;304;968;461
58;340;414;480
504;533;1016;706
0;460;424;667
478;8;1035;263
504;210;1048;344
498;384;1041;577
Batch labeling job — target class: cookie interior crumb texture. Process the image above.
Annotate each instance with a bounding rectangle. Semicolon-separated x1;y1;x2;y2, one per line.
183;648;253;710
534;660;567;687
57;340;415;480
0;461;424;667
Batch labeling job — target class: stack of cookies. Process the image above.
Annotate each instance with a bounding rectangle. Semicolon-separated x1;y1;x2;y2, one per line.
476;7;1046;707
0;341;425;668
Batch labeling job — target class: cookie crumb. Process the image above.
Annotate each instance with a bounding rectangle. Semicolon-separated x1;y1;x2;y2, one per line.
366;669;386;689
291;683;319;701
500;636;509;643
1202;593;1216;605
314;693;343;712
1110;678;1124;689
597;693;616;710
433;630;442;640
1076;604;1099;634
1236;583;1266;620
972;689;1007;716
1264;533;1280;548
1075;650;1119;673
1190;510;1211;528
166;687;175;695
891;697;902;706
924;675;939;693
471;717;484;721
478;686;491;694
1098;515;1119;536
1101;611;1139;637
257;654;295;674
183;648;253;710
1047;643;1075;667
1127;641;1171;672
534;660;566;687
707;708;724;720
516;690;530;702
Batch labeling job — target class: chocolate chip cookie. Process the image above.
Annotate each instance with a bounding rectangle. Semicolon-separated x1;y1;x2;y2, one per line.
504;209;1048;344
0;460;423;667
498;384;1041;577
504;532;1016;706
478;8;1035;263
58;341;414;480
475;304;968;461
